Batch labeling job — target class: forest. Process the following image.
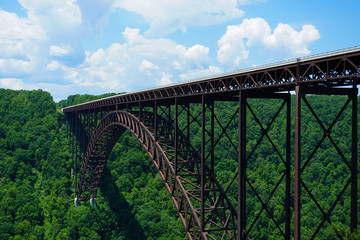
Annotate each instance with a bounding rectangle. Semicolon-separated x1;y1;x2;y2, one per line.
0;88;359;239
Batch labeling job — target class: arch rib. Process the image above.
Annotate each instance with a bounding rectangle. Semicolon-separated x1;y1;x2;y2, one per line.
78;110;237;239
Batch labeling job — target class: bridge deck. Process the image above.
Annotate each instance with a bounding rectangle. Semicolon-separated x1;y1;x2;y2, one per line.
63;46;360;113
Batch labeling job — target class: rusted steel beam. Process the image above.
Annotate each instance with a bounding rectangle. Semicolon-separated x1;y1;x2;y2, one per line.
351;86;358;232
201;95;206;234
294;86;302;240
238;91;246;240
285;94;291;240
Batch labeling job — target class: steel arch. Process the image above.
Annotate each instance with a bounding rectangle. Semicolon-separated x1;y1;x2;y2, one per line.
77;110;238;240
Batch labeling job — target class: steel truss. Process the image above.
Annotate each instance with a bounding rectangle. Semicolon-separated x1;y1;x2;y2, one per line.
294;86;358;239
63;47;360;113
64;47;360;240
237;92;291;239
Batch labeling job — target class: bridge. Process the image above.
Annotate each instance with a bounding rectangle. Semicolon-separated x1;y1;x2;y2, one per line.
63;47;360;239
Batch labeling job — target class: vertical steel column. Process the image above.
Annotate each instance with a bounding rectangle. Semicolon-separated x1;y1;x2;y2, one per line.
201;94;206;234
285;94;291;240
295;59;301;240
168;104;172;141
294;86;302;240
154;101;158;141
295;60;301;239
70;112;75;181
175;98;178;175
139;101;143;121
351;86;358;232
81;112;84;154
93;109;97;136
187;103;190;144
238;91;246;239
210;100;215;174
75;111;80;199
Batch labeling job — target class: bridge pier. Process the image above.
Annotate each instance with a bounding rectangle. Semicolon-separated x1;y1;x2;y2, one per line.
238;91;292;239
294;85;358;239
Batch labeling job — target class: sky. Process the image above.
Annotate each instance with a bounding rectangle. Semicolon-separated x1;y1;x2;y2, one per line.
0;0;359;101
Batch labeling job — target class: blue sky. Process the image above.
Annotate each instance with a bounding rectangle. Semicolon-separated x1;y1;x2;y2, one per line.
0;0;359;101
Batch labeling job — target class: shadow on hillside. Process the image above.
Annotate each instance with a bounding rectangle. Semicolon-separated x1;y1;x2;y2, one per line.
99;166;146;240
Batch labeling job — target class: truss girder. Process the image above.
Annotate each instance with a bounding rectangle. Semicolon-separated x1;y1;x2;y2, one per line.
63;49;360;113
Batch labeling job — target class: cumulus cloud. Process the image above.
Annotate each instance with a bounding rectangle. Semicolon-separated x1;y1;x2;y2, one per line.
179;66;221;81
16;0;88;66
61;27;218;93
139;60;160;77
113;0;246;36
0;10;46;75
49;45;72;57
46;60;62;71
18;0;82;33
217;17;320;69
0;78;24;90
0;59;35;76
158;73;172;85
264;24;320;55
0;0;85;80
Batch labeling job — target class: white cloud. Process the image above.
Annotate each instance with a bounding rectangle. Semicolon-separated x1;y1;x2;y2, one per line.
0;77;75;101
217;17;320;69
158;73;172;85
123;27;146;44
264;24;320;55
49;45;72;56
0;10;46;75
0;58;34;75
18;0;82;30
179;66;221;80
0;10;46;54
0;78;24;90
46;60;62;71
0;0;85;80
217;25;250;69
177;44;210;62
113;0;246;36
139;60;160;71
139;60;160;77
59;27;217;93
16;0;85;65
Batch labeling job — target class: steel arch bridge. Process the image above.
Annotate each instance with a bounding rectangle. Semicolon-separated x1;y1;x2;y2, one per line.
64;47;360;240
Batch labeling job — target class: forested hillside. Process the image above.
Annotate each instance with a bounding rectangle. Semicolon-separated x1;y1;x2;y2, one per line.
0;90;185;240
0;89;358;239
